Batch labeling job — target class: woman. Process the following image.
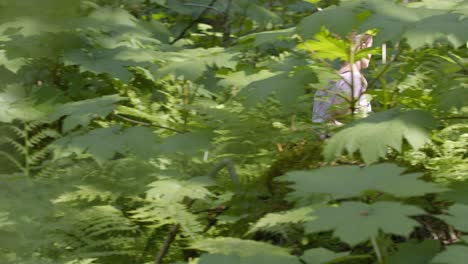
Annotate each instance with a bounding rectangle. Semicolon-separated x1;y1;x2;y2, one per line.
312;34;373;125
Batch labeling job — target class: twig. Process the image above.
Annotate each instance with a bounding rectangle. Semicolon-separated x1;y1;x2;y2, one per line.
367;45;403;91
371;236;384;264
170;0;218;45
184;3;222;13
438;116;468;120
154;224;180;264
444;50;468;74
154;199;195;264
222;0;233;47
115;114;185;133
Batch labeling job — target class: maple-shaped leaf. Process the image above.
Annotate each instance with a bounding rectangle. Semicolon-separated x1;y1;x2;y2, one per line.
278;163;445;201
153;48;238;80
191;237;291;257
305;201;425;245
388;240;440;264
296;3;360;38
64;47;157;82
158;131;213;155
52;125;157;162
301;248;349;264
240;70;317;107
298;31;349;61
430;245;468;264
437;204;468;232
48;94;125;132
198;253;301;264
0;84;55;122
323;108;437;164
296;0;468;47
438;87;468;111
439;181;468;205
404;14;468;48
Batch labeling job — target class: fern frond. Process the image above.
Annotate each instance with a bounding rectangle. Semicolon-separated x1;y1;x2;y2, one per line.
28;148;52;167
130;203;203;239
56;206;139;259
28;128;60;146
247;207;314;235
0;150;25;171
53;185;115;204
5;125;26;138
4;137;26;155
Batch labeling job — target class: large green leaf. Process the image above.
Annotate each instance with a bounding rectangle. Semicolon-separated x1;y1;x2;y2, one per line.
153;48;238;80
64;47;157;82
52;125;157;162
438;204;468;232
301;248;349;264
305;201;425;245
323;108;437;164
48;95;125;132
431;245;468;264
296;0;468;47
158;131;213;155
240;69;317;107
278;164;445;201
0;83;56;122
388;240;440;264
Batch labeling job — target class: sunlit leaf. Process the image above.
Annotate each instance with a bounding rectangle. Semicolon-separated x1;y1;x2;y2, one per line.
305;201;425;245
279;164;445;201
323;108;437;164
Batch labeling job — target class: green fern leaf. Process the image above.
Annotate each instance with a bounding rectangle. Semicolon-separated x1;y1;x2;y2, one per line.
247;207;314;234
130;202;203;237
279;164;445;201
146;178;214;202
305;201;425;245
323;108;437;164
191;237;291;257
53;185;116;204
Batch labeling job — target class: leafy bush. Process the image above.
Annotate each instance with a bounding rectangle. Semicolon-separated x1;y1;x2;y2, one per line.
0;0;467;263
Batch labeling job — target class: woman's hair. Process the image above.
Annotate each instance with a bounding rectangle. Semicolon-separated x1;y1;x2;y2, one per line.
352;33;373;51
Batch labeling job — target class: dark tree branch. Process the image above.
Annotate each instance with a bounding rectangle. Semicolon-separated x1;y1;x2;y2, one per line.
115;114;185;133
154;224;180;264
222;0;233;47
170;0;218;45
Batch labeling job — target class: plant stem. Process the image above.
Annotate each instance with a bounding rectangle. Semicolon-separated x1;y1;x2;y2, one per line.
170;0;218;45
154;224;180;264
23;123;30;178
371;236;384;264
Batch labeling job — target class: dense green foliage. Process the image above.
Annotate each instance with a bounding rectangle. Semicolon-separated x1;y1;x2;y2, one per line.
0;0;467;263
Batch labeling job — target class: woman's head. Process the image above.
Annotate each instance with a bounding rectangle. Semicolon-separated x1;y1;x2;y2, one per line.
340;33;373;72
352;33;373;69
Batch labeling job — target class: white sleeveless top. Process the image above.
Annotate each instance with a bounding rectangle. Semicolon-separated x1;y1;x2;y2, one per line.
312;71;371;123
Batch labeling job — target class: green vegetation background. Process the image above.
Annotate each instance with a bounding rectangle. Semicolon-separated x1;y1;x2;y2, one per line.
0;0;467;263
